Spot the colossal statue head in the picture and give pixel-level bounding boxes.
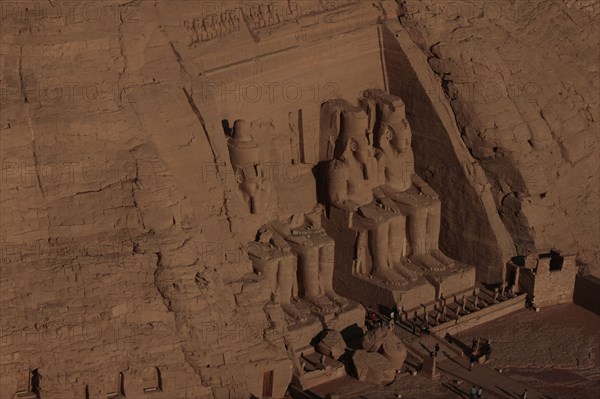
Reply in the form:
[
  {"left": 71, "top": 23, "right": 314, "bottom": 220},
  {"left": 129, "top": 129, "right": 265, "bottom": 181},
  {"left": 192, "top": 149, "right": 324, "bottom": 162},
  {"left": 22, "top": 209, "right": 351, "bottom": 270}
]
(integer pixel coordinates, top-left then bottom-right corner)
[
  {"left": 232, "top": 119, "right": 253, "bottom": 142},
  {"left": 333, "top": 108, "right": 371, "bottom": 164},
  {"left": 362, "top": 90, "right": 412, "bottom": 154},
  {"left": 382, "top": 117, "right": 411, "bottom": 154}
]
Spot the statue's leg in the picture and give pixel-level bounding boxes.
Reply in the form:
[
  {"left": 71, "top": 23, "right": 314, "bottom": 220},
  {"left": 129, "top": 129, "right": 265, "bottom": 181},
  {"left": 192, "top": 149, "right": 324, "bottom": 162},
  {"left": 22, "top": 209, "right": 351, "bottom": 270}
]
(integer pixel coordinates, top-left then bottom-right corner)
[
  {"left": 253, "top": 258, "right": 278, "bottom": 288},
  {"left": 390, "top": 214, "right": 419, "bottom": 281},
  {"left": 300, "top": 246, "right": 334, "bottom": 310},
  {"left": 406, "top": 206, "right": 428, "bottom": 256},
  {"left": 320, "top": 242, "right": 335, "bottom": 294},
  {"left": 300, "top": 246, "right": 320, "bottom": 300},
  {"left": 370, "top": 221, "right": 389, "bottom": 268},
  {"left": 389, "top": 214, "right": 406, "bottom": 263},
  {"left": 427, "top": 199, "right": 454, "bottom": 267},
  {"left": 399, "top": 203, "right": 444, "bottom": 271},
  {"left": 277, "top": 255, "right": 296, "bottom": 305},
  {"left": 369, "top": 220, "right": 406, "bottom": 285},
  {"left": 320, "top": 242, "right": 348, "bottom": 307},
  {"left": 355, "top": 230, "right": 368, "bottom": 276},
  {"left": 426, "top": 199, "right": 442, "bottom": 252},
  {"left": 279, "top": 256, "right": 307, "bottom": 321}
]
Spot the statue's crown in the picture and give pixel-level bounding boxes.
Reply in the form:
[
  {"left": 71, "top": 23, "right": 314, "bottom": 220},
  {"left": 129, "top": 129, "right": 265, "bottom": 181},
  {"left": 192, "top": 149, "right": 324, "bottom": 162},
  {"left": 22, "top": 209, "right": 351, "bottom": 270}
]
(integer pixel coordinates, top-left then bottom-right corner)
[{"left": 231, "top": 119, "right": 253, "bottom": 142}]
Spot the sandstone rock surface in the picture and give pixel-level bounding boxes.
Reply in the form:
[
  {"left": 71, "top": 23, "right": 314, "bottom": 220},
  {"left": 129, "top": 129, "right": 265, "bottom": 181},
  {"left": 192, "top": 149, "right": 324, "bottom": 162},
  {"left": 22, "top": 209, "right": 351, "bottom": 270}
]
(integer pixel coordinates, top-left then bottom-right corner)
[
  {"left": 316, "top": 329, "right": 347, "bottom": 360},
  {"left": 352, "top": 350, "right": 396, "bottom": 385},
  {"left": 1, "top": 0, "right": 597, "bottom": 397},
  {"left": 362, "top": 327, "right": 408, "bottom": 369},
  {"left": 401, "top": 0, "right": 600, "bottom": 274}
]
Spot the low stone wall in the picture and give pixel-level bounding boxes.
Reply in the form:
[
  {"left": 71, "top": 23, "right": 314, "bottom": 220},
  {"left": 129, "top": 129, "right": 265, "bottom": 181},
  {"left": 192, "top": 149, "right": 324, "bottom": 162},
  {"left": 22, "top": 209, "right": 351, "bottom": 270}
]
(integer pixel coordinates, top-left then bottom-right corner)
[
  {"left": 430, "top": 295, "right": 526, "bottom": 336},
  {"left": 532, "top": 255, "right": 577, "bottom": 307},
  {"left": 505, "top": 253, "right": 577, "bottom": 307},
  {"left": 573, "top": 274, "right": 600, "bottom": 315}
]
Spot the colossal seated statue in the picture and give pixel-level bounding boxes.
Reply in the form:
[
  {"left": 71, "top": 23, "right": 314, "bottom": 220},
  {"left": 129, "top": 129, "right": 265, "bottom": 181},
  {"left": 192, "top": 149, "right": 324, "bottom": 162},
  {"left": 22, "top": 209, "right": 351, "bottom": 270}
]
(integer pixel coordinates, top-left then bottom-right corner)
[
  {"left": 325, "top": 104, "right": 413, "bottom": 285},
  {"left": 230, "top": 116, "right": 349, "bottom": 315},
  {"left": 363, "top": 89, "right": 454, "bottom": 272},
  {"left": 247, "top": 226, "right": 307, "bottom": 320},
  {"left": 270, "top": 208, "right": 348, "bottom": 312}
]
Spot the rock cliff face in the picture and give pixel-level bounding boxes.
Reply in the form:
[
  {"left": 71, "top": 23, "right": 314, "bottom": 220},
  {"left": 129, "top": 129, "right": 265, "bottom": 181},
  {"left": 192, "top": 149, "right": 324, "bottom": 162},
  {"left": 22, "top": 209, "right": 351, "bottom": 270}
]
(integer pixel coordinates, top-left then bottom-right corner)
[
  {"left": 1, "top": 0, "right": 597, "bottom": 397},
  {"left": 401, "top": 0, "right": 599, "bottom": 273},
  {"left": 1, "top": 1, "right": 290, "bottom": 397}
]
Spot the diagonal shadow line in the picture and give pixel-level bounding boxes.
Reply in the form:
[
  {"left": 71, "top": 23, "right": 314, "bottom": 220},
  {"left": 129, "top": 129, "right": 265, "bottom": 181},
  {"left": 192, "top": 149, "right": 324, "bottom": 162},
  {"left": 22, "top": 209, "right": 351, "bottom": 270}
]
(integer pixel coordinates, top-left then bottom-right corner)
[
  {"left": 420, "top": 341, "right": 432, "bottom": 353},
  {"left": 442, "top": 382, "right": 468, "bottom": 398},
  {"left": 440, "top": 353, "right": 469, "bottom": 371},
  {"left": 496, "top": 385, "right": 517, "bottom": 399}
]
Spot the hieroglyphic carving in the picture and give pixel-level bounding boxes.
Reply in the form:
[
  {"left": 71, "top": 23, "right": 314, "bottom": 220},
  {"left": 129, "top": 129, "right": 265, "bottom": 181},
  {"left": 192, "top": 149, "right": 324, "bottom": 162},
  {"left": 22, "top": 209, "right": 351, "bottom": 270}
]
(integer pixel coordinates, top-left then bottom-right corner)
[
  {"left": 184, "top": 9, "right": 241, "bottom": 44},
  {"left": 242, "top": 0, "right": 360, "bottom": 32},
  {"left": 243, "top": 3, "right": 283, "bottom": 30}
]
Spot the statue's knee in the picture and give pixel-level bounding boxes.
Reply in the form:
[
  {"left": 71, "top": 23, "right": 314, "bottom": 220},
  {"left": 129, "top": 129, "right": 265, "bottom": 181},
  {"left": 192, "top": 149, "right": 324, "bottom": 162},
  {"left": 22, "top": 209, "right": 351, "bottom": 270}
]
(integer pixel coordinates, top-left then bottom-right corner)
[{"left": 407, "top": 206, "right": 427, "bottom": 220}]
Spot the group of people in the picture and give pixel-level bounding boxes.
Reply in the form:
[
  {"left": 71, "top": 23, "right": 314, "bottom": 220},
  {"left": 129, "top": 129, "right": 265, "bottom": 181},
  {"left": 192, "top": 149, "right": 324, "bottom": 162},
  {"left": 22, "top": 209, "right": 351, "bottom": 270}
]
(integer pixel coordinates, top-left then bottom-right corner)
[
  {"left": 365, "top": 306, "right": 403, "bottom": 330},
  {"left": 366, "top": 305, "right": 436, "bottom": 336},
  {"left": 366, "top": 310, "right": 385, "bottom": 329},
  {"left": 428, "top": 343, "right": 441, "bottom": 358},
  {"left": 409, "top": 314, "right": 430, "bottom": 336},
  {"left": 471, "top": 385, "right": 528, "bottom": 398},
  {"left": 469, "top": 385, "right": 483, "bottom": 398}
]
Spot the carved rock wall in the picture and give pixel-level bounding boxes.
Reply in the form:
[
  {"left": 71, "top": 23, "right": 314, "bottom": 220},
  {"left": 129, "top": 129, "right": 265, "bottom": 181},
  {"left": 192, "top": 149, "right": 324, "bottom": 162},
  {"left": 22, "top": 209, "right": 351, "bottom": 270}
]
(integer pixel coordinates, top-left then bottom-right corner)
[
  {"left": 2, "top": 0, "right": 597, "bottom": 397},
  {"left": 401, "top": 0, "right": 600, "bottom": 274}
]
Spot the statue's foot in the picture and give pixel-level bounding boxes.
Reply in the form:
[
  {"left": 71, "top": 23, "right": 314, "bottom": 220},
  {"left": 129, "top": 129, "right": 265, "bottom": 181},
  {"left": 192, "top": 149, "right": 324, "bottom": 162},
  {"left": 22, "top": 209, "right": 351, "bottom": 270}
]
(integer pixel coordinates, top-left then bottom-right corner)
[
  {"left": 430, "top": 250, "right": 455, "bottom": 268},
  {"left": 325, "top": 290, "right": 349, "bottom": 308},
  {"left": 305, "top": 295, "right": 336, "bottom": 313},
  {"left": 393, "top": 262, "right": 420, "bottom": 282},
  {"left": 281, "top": 303, "right": 308, "bottom": 322},
  {"left": 373, "top": 268, "right": 407, "bottom": 286},
  {"left": 412, "top": 254, "right": 445, "bottom": 272}
]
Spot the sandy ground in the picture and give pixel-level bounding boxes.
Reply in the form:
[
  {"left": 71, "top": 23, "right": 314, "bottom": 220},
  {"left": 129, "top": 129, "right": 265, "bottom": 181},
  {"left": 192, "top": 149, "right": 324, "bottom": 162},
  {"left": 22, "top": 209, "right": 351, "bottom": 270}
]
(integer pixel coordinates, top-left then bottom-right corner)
[
  {"left": 456, "top": 303, "right": 600, "bottom": 398},
  {"left": 310, "top": 303, "right": 599, "bottom": 398}
]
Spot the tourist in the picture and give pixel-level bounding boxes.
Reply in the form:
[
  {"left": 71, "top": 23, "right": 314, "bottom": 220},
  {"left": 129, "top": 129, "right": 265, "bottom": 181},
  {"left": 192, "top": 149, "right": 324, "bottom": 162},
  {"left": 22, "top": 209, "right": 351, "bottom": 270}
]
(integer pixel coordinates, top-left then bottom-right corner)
[
  {"left": 370, "top": 312, "right": 378, "bottom": 325},
  {"left": 434, "top": 343, "right": 440, "bottom": 357},
  {"left": 469, "top": 385, "right": 477, "bottom": 399},
  {"left": 472, "top": 337, "right": 478, "bottom": 352},
  {"left": 420, "top": 318, "right": 430, "bottom": 336},
  {"left": 477, "top": 386, "right": 482, "bottom": 398},
  {"left": 521, "top": 389, "right": 528, "bottom": 399},
  {"left": 392, "top": 306, "right": 399, "bottom": 323},
  {"left": 468, "top": 354, "right": 475, "bottom": 371}
]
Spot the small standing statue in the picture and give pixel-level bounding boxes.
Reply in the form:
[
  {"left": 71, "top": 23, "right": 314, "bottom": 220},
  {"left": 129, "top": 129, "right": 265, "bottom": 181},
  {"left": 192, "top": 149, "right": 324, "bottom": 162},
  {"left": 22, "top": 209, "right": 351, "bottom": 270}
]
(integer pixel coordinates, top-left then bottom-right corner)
[{"left": 227, "top": 120, "right": 270, "bottom": 214}]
